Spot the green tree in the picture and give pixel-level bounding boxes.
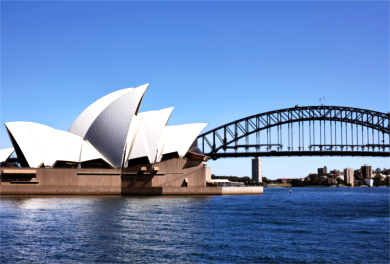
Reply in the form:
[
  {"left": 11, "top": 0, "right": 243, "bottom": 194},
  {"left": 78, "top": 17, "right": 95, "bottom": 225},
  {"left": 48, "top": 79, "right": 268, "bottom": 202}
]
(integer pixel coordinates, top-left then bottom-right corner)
[
  {"left": 291, "top": 179, "right": 303, "bottom": 187},
  {"left": 302, "top": 178, "right": 308, "bottom": 186},
  {"left": 309, "top": 174, "right": 318, "bottom": 185},
  {"left": 373, "top": 174, "right": 383, "bottom": 187},
  {"left": 385, "top": 176, "right": 390, "bottom": 187},
  {"left": 354, "top": 170, "right": 362, "bottom": 180},
  {"left": 336, "top": 178, "right": 344, "bottom": 185}
]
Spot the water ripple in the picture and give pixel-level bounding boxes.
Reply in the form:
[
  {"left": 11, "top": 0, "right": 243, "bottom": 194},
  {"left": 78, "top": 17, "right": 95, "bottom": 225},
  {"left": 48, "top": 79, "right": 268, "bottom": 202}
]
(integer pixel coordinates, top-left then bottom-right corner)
[{"left": 1, "top": 188, "right": 389, "bottom": 263}]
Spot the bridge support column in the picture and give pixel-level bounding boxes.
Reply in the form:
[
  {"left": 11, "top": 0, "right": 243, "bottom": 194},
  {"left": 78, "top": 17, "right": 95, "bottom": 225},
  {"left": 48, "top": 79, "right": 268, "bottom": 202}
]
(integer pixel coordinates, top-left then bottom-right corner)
[{"left": 252, "top": 157, "right": 262, "bottom": 183}]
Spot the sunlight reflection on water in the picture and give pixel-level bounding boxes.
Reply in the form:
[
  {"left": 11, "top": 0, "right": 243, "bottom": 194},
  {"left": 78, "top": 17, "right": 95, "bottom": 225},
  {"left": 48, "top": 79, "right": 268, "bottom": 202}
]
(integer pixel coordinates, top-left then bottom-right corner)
[{"left": 1, "top": 189, "right": 389, "bottom": 263}]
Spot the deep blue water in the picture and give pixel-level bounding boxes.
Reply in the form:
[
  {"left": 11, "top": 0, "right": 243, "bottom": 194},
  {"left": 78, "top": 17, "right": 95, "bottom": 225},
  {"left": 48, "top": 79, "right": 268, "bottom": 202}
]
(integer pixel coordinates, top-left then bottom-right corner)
[{"left": 1, "top": 188, "right": 389, "bottom": 263}]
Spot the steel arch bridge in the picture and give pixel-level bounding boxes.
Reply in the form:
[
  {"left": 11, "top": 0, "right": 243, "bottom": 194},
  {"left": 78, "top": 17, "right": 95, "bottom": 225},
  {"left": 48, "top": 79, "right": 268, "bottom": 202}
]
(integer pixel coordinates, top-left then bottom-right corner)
[{"left": 197, "top": 106, "right": 390, "bottom": 159}]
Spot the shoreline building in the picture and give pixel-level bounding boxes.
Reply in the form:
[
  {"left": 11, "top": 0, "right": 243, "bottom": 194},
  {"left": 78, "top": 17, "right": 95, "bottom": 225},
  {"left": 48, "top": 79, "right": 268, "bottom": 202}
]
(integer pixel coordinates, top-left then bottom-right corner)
[
  {"left": 277, "top": 178, "right": 291, "bottom": 184},
  {"left": 361, "top": 164, "right": 373, "bottom": 179},
  {"left": 318, "top": 166, "right": 327, "bottom": 177},
  {"left": 344, "top": 168, "right": 354, "bottom": 186},
  {"left": 365, "top": 179, "right": 374, "bottom": 187},
  {"left": 0, "top": 84, "right": 262, "bottom": 195},
  {"left": 251, "top": 157, "right": 262, "bottom": 183}
]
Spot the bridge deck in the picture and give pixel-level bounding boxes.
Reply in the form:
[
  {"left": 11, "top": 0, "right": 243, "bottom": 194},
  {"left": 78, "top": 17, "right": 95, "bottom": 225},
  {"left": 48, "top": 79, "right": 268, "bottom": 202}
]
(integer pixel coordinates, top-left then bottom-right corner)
[{"left": 212, "top": 151, "right": 389, "bottom": 158}]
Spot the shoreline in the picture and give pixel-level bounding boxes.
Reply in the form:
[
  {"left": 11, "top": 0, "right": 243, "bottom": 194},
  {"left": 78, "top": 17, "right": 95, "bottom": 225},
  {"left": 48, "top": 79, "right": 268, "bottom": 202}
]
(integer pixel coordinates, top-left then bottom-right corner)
[{"left": 265, "top": 185, "right": 389, "bottom": 188}]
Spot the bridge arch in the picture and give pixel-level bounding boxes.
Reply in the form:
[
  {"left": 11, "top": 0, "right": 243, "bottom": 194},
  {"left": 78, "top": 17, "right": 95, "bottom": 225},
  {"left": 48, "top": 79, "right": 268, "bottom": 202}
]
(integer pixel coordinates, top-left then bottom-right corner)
[{"left": 197, "top": 106, "right": 389, "bottom": 158}]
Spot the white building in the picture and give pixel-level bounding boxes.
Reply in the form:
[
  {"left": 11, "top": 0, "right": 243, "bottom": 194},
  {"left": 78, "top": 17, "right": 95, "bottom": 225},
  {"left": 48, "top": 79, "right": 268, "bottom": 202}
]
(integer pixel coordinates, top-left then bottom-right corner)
[
  {"left": 2, "top": 84, "right": 207, "bottom": 169},
  {"left": 211, "top": 179, "right": 245, "bottom": 187},
  {"left": 365, "top": 179, "right": 374, "bottom": 187}
]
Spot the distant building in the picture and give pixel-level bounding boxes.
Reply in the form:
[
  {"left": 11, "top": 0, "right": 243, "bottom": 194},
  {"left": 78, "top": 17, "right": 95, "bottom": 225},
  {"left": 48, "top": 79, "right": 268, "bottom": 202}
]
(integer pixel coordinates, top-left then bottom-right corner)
[
  {"left": 329, "top": 170, "right": 340, "bottom": 179},
  {"left": 330, "top": 169, "right": 340, "bottom": 175},
  {"left": 252, "top": 157, "right": 262, "bottom": 182},
  {"left": 361, "top": 164, "right": 373, "bottom": 179},
  {"left": 211, "top": 179, "right": 244, "bottom": 187},
  {"left": 365, "top": 179, "right": 374, "bottom": 187},
  {"left": 344, "top": 168, "right": 354, "bottom": 186},
  {"left": 318, "top": 166, "right": 327, "bottom": 177},
  {"left": 277, "top": 178, "right": 291, "bottom": 184}
]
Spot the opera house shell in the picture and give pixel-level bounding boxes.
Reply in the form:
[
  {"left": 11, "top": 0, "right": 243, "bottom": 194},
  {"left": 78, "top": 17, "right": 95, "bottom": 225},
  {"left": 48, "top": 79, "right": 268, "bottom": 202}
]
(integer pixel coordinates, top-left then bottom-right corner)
[{"left": 0, "top": 84, "right": 263, "bottom": 195}]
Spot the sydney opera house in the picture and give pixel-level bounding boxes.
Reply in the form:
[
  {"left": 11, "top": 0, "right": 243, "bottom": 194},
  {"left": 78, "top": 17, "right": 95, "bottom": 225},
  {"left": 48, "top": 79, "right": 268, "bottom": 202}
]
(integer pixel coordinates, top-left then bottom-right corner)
[{"left": 0, "top": 84, "right": 262, "bottom": 195}]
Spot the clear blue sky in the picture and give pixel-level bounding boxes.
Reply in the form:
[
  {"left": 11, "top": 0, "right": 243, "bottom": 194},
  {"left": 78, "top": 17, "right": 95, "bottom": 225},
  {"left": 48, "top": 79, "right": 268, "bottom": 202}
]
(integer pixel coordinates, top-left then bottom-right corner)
[{"left": 1, "top": 1, "right": 389, "bottom": 179}]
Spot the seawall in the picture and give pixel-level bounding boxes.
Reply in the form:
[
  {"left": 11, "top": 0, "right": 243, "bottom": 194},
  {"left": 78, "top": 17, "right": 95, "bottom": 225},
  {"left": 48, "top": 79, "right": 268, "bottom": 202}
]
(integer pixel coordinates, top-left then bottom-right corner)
[{"left": 0, "top": 186, "right": 263, "bottom": 195}]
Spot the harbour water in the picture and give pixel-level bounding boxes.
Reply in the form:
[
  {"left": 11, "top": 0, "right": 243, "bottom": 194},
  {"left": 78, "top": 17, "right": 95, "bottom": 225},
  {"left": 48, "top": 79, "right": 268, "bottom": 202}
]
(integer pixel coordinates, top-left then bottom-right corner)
[{"left": 1, "top": 188, "right": 389, "bottom": 263}]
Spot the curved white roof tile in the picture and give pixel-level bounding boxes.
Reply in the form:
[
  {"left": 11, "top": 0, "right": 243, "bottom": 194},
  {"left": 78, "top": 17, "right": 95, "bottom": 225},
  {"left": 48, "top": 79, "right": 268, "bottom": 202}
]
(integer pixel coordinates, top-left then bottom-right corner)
[
  {"left": 128, "top": 107, "right": 173, "bottom": 164},
  {"left": 48, "top": 138, "right": 113, "bottom": 166},
  {"left": 80, "top": 140, "right": 111, "bottom": 164},
  {"left": 6, "top": 122, "right": 47, "bottom": 167},
  {"left": 69, "top": 88, "right": 133, "bottom": 138},
  {"left": 0, "top": 148, "right": 14, "bottom": 163},
  {"left": 54, "top": 137, "right": 83, "bottom": 163},
  {"left": 84, "top": 84, "right": 148, "bottom": 168},
  {"left": 128, "top": 118, "right": 149, "bottom": 162},
  {"left": 124, "top": 115, "right": 140, "bottom": 162},
  {"left": 39, "top": 130, "right": 83, "bottom": 166},
  {"left": 5, "top": 122, "right": 112, "bottom": 168},
  {"left": 5, "top": 84, "right": 209, "bottom": 168},
  {"left": 162, "top": 123, "right": 208, "bottom": 158}
]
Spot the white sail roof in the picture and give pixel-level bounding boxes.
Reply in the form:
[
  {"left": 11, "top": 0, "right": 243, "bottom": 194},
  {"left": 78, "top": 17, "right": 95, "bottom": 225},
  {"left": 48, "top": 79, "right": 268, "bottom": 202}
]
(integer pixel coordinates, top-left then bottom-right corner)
[
  {"left": 80, "top": 140, "right": 109, "bottom": 163},
  {"left": 4, "top": 84, "right": 209, "bottom": 169},
  {"left": 5, "top": 122, "right": 112, "bottom": 168},
  {"left": 83, "top": 84, "right": 148, "bottom": 167},
  {"left": 68, "top": 88, "right": 133, "bottom": 138},
  {"left": 0, "top": 148, "right": 14, "bottom": 163},
  {"left": 54, "top": 136, "right": 83, "bottom": 163},
  {"left": 39, "top": 129, "right": 82, "bottom": 167},
  {"left": 6, "top": 122, "right": 47, "bottom": 167},
  {"left": 123, "top": 115, "right": 140, "bottom": 164},
  {"left": 162, "top": 123, "right": 208, "bottom": 158},
  {"left": 128, "top": 107, "right": 173, "bottom": 164},
  {"left": 54, "top": 138, "right": 111, "bottom": 165}
]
